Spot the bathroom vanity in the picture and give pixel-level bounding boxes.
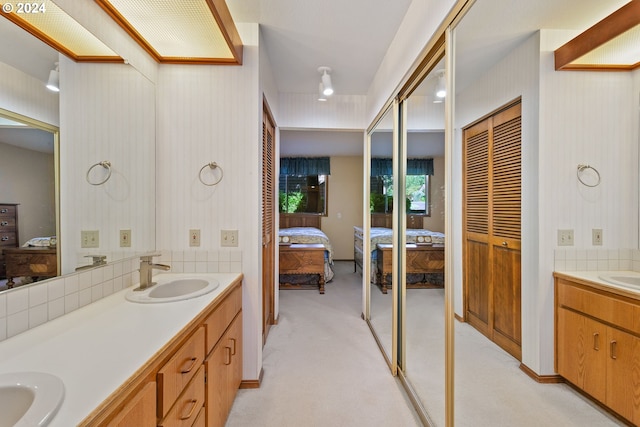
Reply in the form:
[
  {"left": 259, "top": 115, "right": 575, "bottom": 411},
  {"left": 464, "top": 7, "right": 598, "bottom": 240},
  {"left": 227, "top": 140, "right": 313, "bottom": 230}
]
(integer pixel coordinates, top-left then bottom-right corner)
[
  {"left": 0, "top": 272, "right": 243, "bottom": 427},
  {"left": 554, "top": 271, "right": 640, "bottom": 425}
]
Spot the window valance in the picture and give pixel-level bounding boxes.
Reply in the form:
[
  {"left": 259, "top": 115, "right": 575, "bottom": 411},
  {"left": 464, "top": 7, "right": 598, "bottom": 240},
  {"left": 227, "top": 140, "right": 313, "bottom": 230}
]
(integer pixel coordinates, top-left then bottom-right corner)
[
  {"left": 280, "top": 157, "right": 331, "bottom": 176},
  {"left": 371, "top": 158, "right": 433, "bottom": 176}
]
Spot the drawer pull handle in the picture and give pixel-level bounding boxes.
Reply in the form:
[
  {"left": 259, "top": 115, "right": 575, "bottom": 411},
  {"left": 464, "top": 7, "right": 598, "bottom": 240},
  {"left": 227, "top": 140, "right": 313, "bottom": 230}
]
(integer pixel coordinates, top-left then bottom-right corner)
[
  {"left": 180, "top": 399, "right": 198, "bottom": 420},
  {"left": 0, "top": 221, "right": 7, "bottom": 226},
  {"left": 593, "top": 333, "right": 599, "bottom": 351},
  {"left": 501, "top": 241, "right": 508, "bottom": 246},
  {"left": 230, "top": 338, "right": 237, "bottom": 356},
  {"left": 180, "top": 357, "right": 198, "bottom": 374},
  {"left": 610, "top": 340, "right": 617, "bottom": 360},
  {"left": 0, "top": 209, "right": 7, "bottom": 213},
  {"left": 1, "top": 236, "right": 8, "bottom": 241},
  {"left": 224, "top": 347, "right": 232, "bottom": 365}
]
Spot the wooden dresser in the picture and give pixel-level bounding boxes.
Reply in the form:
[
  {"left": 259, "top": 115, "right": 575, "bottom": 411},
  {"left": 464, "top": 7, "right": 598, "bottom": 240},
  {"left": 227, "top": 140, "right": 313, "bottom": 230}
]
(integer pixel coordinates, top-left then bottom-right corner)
[{"left": 0, "top": 203, "right": 19, "bottom": 279}]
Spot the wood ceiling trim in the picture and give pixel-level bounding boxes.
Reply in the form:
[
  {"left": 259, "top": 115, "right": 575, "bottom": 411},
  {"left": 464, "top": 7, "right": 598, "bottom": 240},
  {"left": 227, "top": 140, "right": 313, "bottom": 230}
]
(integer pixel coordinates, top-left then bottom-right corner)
[
  {"left": 1, "top": 12, "right": 123, "bottom": 63},
  {"left": 554, "top": 0, "right": 640, "bottom": 71},
  {"left": 95, "top": 0, "right": 243, "bottom": 65}
]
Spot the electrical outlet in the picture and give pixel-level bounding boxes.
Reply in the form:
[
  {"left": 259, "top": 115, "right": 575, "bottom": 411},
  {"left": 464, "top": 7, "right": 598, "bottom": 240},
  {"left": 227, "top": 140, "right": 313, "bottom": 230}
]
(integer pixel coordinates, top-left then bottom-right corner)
[
  {"left": 120, "top": 229, "right": 131, "bottom": 247},
  {"left": 592, "top": 228, "right": 603, "bottom": 246},
  {"left": 557, "top": 229, "right": 574, "bottom": 246},
  {"left": 221, "top": 229, "right": 238, "bottom": 247},
  {"left": 190, "top": 229, "right": 201, "bottom": 247},
  {"left": 81, "top": 230, "right": 99, "bottom": 248}
]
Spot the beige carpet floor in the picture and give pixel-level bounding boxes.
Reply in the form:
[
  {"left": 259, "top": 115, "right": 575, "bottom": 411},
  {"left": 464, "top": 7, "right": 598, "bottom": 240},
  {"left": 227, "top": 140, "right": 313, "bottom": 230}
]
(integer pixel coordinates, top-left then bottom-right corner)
[{"left": 226, "top": 262, "right": 625, "bottom": 427}]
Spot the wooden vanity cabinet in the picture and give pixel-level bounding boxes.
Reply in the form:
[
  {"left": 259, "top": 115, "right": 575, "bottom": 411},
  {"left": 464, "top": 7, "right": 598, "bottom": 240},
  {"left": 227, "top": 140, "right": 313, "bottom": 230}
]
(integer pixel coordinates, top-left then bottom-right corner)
[
  {"left": 555, "top": 276, "right": 640, "bottom": 424},
  {"left": 81, "top": 278, "right": 242, "bottom": 427},
  {"left": 204, "top": 285, "right": 243, "bottom": 427}
]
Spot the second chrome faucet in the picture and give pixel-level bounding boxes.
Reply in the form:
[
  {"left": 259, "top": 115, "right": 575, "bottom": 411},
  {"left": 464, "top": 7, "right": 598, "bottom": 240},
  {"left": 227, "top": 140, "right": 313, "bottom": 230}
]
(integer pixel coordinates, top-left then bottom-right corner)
[{"left": 136, "top": 253, "right": 170, "bottom": 291}]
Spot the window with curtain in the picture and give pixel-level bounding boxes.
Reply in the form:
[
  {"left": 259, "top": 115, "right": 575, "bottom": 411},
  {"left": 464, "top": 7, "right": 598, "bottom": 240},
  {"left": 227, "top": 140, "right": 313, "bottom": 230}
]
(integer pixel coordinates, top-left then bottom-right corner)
[
  {"left": 370, "top": 158, "right": 433, "bottom": 215},
  {"left": 279, "top": 157, "right": 330, "bottom": 215}
]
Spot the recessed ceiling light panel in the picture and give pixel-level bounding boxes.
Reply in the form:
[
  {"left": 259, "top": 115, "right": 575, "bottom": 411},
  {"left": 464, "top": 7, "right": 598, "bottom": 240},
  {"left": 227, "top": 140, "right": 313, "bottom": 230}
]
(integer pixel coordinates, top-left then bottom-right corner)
[
  {"left": 1, "top": 0, "right": 122, "bottom": 61},
  {"left": 96, "top": 0, "right": 243, "bottom": 64}
]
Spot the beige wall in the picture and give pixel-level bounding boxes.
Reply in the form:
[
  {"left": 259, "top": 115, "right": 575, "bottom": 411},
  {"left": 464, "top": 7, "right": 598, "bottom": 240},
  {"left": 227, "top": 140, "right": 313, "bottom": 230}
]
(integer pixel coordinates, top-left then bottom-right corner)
[
  {"left": 322, "top": 156, "right": 363, "bottom": 260},
  {"left": 0, "top": 142, "right": 55, "bottom": 243},
  {"left": 423, "top": 156, "right": 445, "bottom": 233}
]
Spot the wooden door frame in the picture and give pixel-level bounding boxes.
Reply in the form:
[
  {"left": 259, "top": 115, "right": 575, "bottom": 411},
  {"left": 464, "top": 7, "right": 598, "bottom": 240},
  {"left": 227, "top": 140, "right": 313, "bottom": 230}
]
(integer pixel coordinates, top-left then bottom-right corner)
[{"left": 262, "top": 97, "right": 277, "bottom": 344}]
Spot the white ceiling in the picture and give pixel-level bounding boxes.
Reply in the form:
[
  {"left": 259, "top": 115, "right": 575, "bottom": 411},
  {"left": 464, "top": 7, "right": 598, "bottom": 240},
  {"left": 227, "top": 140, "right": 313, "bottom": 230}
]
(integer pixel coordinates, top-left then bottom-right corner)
[{"left": 0, "top": 0, "right": 632, "bottom": 155}]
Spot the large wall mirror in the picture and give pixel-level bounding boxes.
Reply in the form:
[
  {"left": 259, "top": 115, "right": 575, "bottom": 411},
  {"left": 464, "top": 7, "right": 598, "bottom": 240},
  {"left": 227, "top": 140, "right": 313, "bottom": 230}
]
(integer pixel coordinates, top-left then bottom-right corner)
[{"left": 0, "top": 12, "right": 156, "bottom": 292}]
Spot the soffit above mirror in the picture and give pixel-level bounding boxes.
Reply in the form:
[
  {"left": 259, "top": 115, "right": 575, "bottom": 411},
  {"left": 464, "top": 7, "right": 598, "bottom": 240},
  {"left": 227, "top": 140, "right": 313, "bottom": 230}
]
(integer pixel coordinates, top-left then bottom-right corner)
[
  {"left": 95, "top": 0, "right": 243, "bottom": 65},
  {"left": 555, "top": 0, "right": 640, "bottom": 71},
  {"left": 0, "top": 1, "right": 123, "bottom": 62}
]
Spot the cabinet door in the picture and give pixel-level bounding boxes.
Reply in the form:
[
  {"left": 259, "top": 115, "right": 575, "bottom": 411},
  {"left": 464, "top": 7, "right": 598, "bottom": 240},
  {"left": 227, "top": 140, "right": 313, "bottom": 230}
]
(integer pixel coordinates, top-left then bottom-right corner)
[
  {"left": 606, "top": 327, "right": 640, "bottom": 424},
  {"left": 556, "top": 308, "right": 606, "bottom": 403},
  {"left": 205, "top": 314, "right": 242, "bottom": 427},
  {"left": 107, "top": 381, "right": 156, "bottom": 427}
]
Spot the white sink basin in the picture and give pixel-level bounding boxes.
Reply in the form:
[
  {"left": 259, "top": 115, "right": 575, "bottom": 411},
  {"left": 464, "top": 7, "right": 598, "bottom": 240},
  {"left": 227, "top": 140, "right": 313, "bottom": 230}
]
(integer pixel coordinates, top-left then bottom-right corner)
[
  {"left": 0, "top": 372, "right": 64, "bottom": 427},
  {"left": 599, "top": 273, "right": 640, "bottom": 291},
  {"left": 126, "top": 275, "right": 220, "bottom": 303}
]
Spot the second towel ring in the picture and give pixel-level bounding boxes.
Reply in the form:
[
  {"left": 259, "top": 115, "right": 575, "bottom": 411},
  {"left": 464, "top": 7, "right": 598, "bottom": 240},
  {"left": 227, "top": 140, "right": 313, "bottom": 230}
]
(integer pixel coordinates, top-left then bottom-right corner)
[
  {"left": 199, "top": 162, "right": 224, "bottom": 186},
  {"left": 577, "top": 164, "right": 600, "bottom": 187},
  {"left": 86, "top": 161, "right": 112, "bottom": 185}
]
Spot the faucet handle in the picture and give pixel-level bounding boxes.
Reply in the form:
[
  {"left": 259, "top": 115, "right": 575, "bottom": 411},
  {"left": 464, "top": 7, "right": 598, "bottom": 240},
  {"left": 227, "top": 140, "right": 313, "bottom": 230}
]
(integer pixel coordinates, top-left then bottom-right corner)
[
  {"left": 85, "top": 255, "right": 106, "bottom": 263},
  {"left": 140, "top": 252, "right": 162, "bottom": 262}
]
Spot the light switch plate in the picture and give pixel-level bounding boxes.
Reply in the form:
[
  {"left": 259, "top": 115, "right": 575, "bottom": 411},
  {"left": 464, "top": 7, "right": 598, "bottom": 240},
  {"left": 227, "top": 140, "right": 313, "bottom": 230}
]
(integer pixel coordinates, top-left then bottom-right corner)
[
  {"left": 221, "top": 230, "right": 238, "bottom": 247},
  {"left": 81, "top": 230, "right": 99, "bottom": 248},
  {"left": 592, "top": 228, "right": 603, "bottom": 246},
  {"left": 190, "top": 229, "right": 201, "bottom": 247},
  {"left": 557, "top": 229, "right": 574, "bottom": 246},
  {"left": 120, "top": 229, "right": 131, "bottom": 247}
]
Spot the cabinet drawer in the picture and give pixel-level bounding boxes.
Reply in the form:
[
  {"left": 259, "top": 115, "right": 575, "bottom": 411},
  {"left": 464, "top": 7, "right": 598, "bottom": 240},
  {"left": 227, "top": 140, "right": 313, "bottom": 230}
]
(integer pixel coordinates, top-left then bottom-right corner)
[
  {"left": 204, "top": 284, "right": 242, "bottom": 354},
  {"left": 192, "top": 406, "right": 205, "bottom": 427},
  {"left": 557, "top": 279, "right": 640, "bottom": 334},
  {"left": 0, "top": 205, "right": 17, "bottom": 218},
  {"left": 0, "top": 233, "right": 17, "bottom": 247},
  {"left": 159, "top": 366, "right": 205, "bottom": 427},
  {"left": 157, "top": 327, "right": 205, "bottom": 418}
]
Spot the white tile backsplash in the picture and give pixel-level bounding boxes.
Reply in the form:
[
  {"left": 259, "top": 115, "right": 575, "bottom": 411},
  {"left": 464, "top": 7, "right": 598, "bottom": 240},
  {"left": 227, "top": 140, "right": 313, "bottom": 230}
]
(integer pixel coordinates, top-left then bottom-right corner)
[
  {"left": 555, "top": 248, "right": 640, "bottom": 272},
  {"left": 0, "top": 251, "right": 242, "bottom": 343}
]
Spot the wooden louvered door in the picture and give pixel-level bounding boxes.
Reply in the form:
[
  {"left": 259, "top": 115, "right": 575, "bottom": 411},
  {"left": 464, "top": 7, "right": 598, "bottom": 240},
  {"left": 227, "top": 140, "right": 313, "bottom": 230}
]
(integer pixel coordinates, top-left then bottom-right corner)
[
  {"left": 262, "top": 103, "right": 276, "bottom": 345},
  {"left": 463, "top": 101, "right": 522, "bottom": 360}
]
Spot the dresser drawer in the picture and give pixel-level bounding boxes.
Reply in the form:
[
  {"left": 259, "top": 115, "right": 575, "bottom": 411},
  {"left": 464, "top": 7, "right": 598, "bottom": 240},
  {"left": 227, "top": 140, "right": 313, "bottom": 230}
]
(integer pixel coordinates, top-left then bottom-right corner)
[
  {"left": 159, "top": 365, "right": 205, "bottom": 427},
  {"left": 157, "top": 327, "right": 205, "bottom": 418},
  {"left": 203, "top": 285, "right": 242, "bottom": 354},
  {"left": 0, "top": 205, "right": 17, "bottom": 218},
  {"left": 0, "top": 233, "right": 17, "bottom": 247}
]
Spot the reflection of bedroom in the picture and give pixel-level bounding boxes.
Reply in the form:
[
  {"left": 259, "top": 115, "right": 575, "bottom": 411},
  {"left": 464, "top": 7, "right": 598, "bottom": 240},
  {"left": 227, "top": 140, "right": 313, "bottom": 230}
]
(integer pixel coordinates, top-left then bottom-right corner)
[
  {"left": 0, "top": 121, "right": 56, "bottom": 289},
  {"left": 278, "top": 128, "right": 445, "bottom": 291}
]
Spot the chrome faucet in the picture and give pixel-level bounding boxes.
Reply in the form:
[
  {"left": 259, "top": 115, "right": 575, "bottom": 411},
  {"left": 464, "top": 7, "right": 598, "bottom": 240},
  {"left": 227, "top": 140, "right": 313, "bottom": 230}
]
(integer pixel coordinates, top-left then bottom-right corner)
[
  {"left": 136, "top": 253, "right": 170, "bottom": 291},
  {"left": 75, "top": 255, "right": 107, "bottom": 271}
]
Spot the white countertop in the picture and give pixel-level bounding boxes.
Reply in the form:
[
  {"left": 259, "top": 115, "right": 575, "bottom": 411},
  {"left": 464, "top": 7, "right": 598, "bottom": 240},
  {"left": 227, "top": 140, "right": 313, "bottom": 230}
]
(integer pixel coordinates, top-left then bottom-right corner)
[
  {"left": 553, "top": 270, "right": 640, "bottom": 299},
  {"left": 0, "top": 272, "right": 242, "bottom": 426}
]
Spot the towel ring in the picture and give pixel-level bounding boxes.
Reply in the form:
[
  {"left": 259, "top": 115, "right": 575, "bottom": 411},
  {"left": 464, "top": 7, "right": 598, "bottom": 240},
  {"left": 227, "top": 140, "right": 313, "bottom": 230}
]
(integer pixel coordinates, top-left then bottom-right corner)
[
  {"left": 86, "top": 161, "right": 112, "bottom": 186},
  {"left": 577, "top": 164, "right": 600, "bottom": 187},
  {"left": 199, "top": 162, "right": 224, "bottom": 186}
]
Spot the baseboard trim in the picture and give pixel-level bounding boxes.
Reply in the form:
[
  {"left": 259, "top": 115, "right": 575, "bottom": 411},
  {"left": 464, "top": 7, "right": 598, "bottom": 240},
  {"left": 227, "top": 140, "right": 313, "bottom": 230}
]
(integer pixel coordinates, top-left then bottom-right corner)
[
  {"left": 240, "top": 368, "right": 264, "bottom": 389},
  {"left": 454, "top": 313, "right": 464, "bottom": 322},
  {"left": 519, "top": 363, "right": 564, "bottom": 383}
]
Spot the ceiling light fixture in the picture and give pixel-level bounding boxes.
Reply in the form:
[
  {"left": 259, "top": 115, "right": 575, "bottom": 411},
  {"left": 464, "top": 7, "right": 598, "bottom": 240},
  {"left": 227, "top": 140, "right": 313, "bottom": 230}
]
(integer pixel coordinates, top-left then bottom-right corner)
[
  {"left": 46, "top": 62, "right": 60, "bottom": 92},
  {"left": 318, "top": 66, "right": 333, "bottom": 96},
  {"left": 318, "top": 83, "right": 327, "bottom": 101}
]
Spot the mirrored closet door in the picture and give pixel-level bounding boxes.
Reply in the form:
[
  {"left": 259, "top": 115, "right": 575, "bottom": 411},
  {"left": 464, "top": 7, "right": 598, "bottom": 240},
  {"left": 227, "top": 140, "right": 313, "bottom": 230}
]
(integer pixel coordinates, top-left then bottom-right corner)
[
  {"left": 399, "top": 56, "right": 447, "bottom": 427},
  {"left": 366, "top": 104, "right": 398, "bottom": 369}
]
